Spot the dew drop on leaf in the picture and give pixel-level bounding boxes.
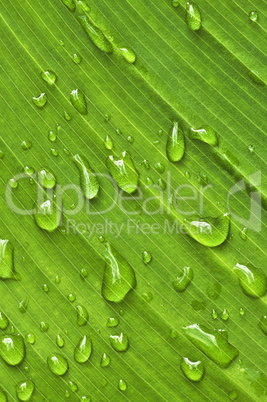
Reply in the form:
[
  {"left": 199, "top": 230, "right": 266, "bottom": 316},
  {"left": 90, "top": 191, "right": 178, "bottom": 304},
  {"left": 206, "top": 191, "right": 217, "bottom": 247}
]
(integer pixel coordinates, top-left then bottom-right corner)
[
  {"left": 106, "top": 151, "right": 139, "bottom": 194},
  {"left": 170, "top": 329, "right": 178, "bottom": 339},
  {"left": 154, "top": 162, "right": 165, "bottom": 173},
  {"left": 239, "top": 307, "right": 245, "bottom": 316},
  {"left": 0, "top": 312, "right": 9, "bottom": 330},
  {"left": 63, "top": 111, "right": 72, "bottom": 121},
  {"left": 166, "top": 121, "right": 185, "bottom": 162},
  {"left": 106, "top": 317, "right": 119, "bottom": 327},
  {"left": 68, "top": 380, "right": 78, "bottom": 392},
  {"left": 0, "top": 151, "right": 4, "bottom": 159},
  {"left": 0, "top": 239, "right": 16, "bottom": 279},
  {"left": 100, "top": 352, "right": 110, "bottom": 367},
  {"left": 77, "top": 0, "right": 90, "bottom": 12},
  {"left": 249, "top": 11, "right": 258, "bottom": 22},
  {"left": 110, "top": 333, "right": 129, "bottom": 352},
  {"left": 81, "top": 396, "right": 90, "bottom": 401},
  {"left": 21, "top": 140, "right": 32, "bottom": 150},
  {"left": 228, "top": 390, "right": 238, "bottom": 400},
  {"left": 25, "top": 333, "right": 35, "bottom": 345},
  {"left": 80, "top": 268, "right": 89, "bottom": 279},
  {"left": 158, "top": 178, "right": 166, "bottom": 190},
  {"left": 142, "top": 159, "right": 150, "bottom": 170},
  {"left": 76, "top": 305, "right": 88, "bottom": 326},
  {"left": 127, "top": 135, "right": 134, "bottom": 144},
  {"left": 40, "top": 322, "right": 49, "bottom": 332},
  {"left": 15, "top": 379, "right": 35, "bottom": 401},
  {"left": 120, "top": 47, "right": 136, "bottom": 63},
  {"left": 173, "top": 266, "right": 193, "bottom": 292},
  {"left": 0, "top": 334, "right": 25, "bottom": 366},
  {"left": 186, "top": 2, "right": 202, "bottom": 31},
  {"left": 146, "top": 177, "right": 154, "bottom": 186},
  {"left": 56, "top": 334, "right": 65, "bottom": 348},
  {"left": 41, "top": 70, "right": 57, "bottom": 85},
  {"left": 78, "top": 16, "right": 113, "bottom": 54},
  {"left": 233, "top": 263, "right": 266, "bottom": 298},
  {"left": 42, "top": 284, "right": 49, "bottom": 293},
  {"left": 240, "top": 227, "right": 248, "bottom": 241},
  {"left": 172, "top": 0, "right": 179, "bottom": 8},
  {"left": 51, "top": 148, "right": 59, "bottom": 157},
  {"left": 142, "top": 291, "right": 153, "bottom": 302},
  {"left": 190, "top": 126, "right": 218, "bottom": 146},
  {"left": 55, "top": 275, "right": 61, "bottom": 284},
  {"left": 72, "top": 53, "right": 82, "bottom": 64},
  {"left": 48, "top": 130, "right": 56, "bottom": 142},
  {"left": 142, "top": 251, "right": 152, "bottom": 265},
  {"left": 104, "top": 135, "right": 113, "bottom": 150},
  {"left": 18, "top": 297, "right": 29, "bottom": 314},
  {"left": 34, "top": 194, "right": 62, "bottom": 232},
  {"left": 248, "top": 70, "right": 265, "bottom": 86},
  {"left": 211, "top": 309, "right": 217, "bottom": 319},
  {"left": 47, "top": 354, "right": 68, "bottom": 376},
  {"left": 32, "top": 93, "right": 47, "bottom": 108},
  {"left": 73, "top": 154, "right": 100, "bottom": 200},
  {"left": 118, "top": 379, "right": 127, "bottom": 391},
  {"left": 102, "top": 242, "right": 136, "bottom": 303},
  {"left": 68, "top": 293, "right": 76, "bottom": 302},
  {"left": 220, "top": 309, "right": 229, "bottom": 321},
  {"left": 180, "top": 357, "right": 204, "bottom": 382},
  {"left": 258, "top": 315, "right": 267, "bottom": 335},
  {"left": 74, "top": 335, "right": 92, "bottom": 363},
  {"left": 38, "top": 168, "right": 56, "bottom": 189},
  {"left": 70, "top": 89, "right": 88, "bottom": 115},
  {"left": 61, "top": 0, "right": 76, "bottom": 12}
]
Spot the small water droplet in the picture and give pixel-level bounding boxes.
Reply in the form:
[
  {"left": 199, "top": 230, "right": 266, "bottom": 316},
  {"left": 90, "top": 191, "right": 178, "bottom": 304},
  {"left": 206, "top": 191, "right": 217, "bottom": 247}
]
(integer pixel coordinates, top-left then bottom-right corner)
[
  {"left": 102, "top": 242, "right": 136, "bottom": 302},
  {"left": 107, "top": 317, "right": 119, "bottom": 327},
  {"left": 32, "top": 93, "right": 47, "bottom": 108},
  {"left": 56, "top": 334, "right": 65, "bottom": 348},
  {"left": 74, "top": 335, "right": 92, "bottom": 363},
  {"left": 98, "top": 235, "right": 105, "bottom": 243},
  {"left": 106, "top": 151, "right": 139, "bottom": 194},
  {"left": 15, "top": 379, "right": 35, "bottom": 401},
  {"left": 248, "top": 145, "right": 254, "bottom": 153},
  {"left": 190, "top": 126, "right": 217, "bottom": 146},
  {"left": 18, "top": 298, "right": 29, "bottom": 314},
  {"left": 38, "top": 168, "right": 56, "bottom": 189},
  {"left": 172, "top": 0, "right": 179, "bottom": 7},
  {"left": 185, "top": 171, "right": 190, "bottom": 179},
  {"left": 65, "top": 390, "right": 70, "bottom": 398},
  {"left": 154, "top": 162, "right": 165, "bottom": 173},
  {"left": 81, "top": 396, "right": 90, "bottom": 401},
  {"left": 61, "top": 0, "right": 76, "bottom": 12},
  {"left": 41, "top": 70, "right": 57, "bottom": 85},
  {"left": 180, "top": 357, "right": 204, "bottom": 382},
  {"left": 233, "top": 263, "right": 266, "bottom": 298},
  {"left": 142, "top": 251, "right": 152, "bottom": 265},
  {"left": 220, "top": 309, "right": 229, "bottom": 321},
  {"left": 127, "top": 135, "right": 134, "bottom": 144},
  {"left": 78, "top": 16, "right": 112, "bottom": 53},
  {"left": 173, "top": 266, "right": 193, "bottom": 292},
  {"left": 104, "top": 135, "right": 113, "bottom": 150},
  {"left": 8, "top": 178, "right": 18, "bottom": 189},
  {"left": 55, "top": 275, "right": 61, "bottom": 284},
  {"left": 76, "top": 305, "right": 88, "bottom": 326},
  {"left": 110, "top": 333, "right": 129, "bottom": 352},
  {"left": 249, "top": 11, "right": 258, "bottom": 22},
  {"left": 25, "top": 333, "right": 35, "bottom": 345},
  {"left": 0, "top": 334, "right": 25, "bottom": 366},
  {"left": 59, "top": 39, "right": 65, "bottom": 46},
  {"left": 211, "top": 309, "right": 217, "bottom": 319},
  {"left": 48, "top": 130, "right": 57, "bottom": 142},
  {"left": 73, "top": 154, "right": 99, "bottom": 199},
  {"left": 21, "top": 140, "right": 32, "bottom": 150},
  {"left": 118, "top": 379, "right": 127, "bottom": 391},
  {"left": 63, "top": 111, "right": 72, "bottom": 121},
  {"left": 0, "top": 151, "right": 5, "bottom": 159},
  {"left": 72, "top": 53, "right": 82, "bottom": 64},
  {"left": 51, "top": 148, "right": 59, "bottom": 157},
  {"left": 228, "top": 390, "right": 238, "bottom": 400},
  {"left": 170, "top": 329, "right": 178, "bottom": 339},
  {"left": 47, "top": 354, "right": 68, "bottom": 376},
  {"left": 141, "top": 159, "right": 150, "bottom": 170},
  {"left": 40, "top": 322, "right": 49, "bottom": 332},
  {"left": 42, "top": 284, "right": 49, "bottom": 293},
  {"left": 70, "top": 89, "right": 87, "bottom": 115},
  {"left": 80, "top": 268, "right": 88, "bottom": 279},
  {"left": 68, "top": 293, "right": 76, "bottom": 302},
  {"left": 186, "top": 2, "right": 202, "bottom": 31},
  {"left": 119, "top": 309, "right": 124, "bottom": 316},
  {"left": 120, "top": 47, "right": 136, "bottom": 63},
  {"left": 142, "top": 291, "right": 153, "bottom": 302},
  {"left": 239, "top": 307, "right": 245, "bottom": 316},
  {"left": 0, "top": 312, "right": 8, "bottom": 331},
  {"left": 68, "top": 380, "right": 78, "bottom": 392},
  {"left": 146, "top": 177, "right": 154, "bottom": 186},
  {"left": 100, "top": 352, "right": 110, "bottom": 367},
  {"left": 166, "top": 121, "right": 185, "bottom": 162},
  {"left": 34, "top": 194, "right": 62, "bottom": 232},
  {"left": 23, "top": 166, "right": 35, "bottom": 176},
  {"left": 104, "top": 113, "right": 111, "bottom": 122},
  {"left": 240, "top": 227, "right": 248, "bottom": 241},
  {"left": 258, "top": 315, "right": 267, "bottom": 335}
]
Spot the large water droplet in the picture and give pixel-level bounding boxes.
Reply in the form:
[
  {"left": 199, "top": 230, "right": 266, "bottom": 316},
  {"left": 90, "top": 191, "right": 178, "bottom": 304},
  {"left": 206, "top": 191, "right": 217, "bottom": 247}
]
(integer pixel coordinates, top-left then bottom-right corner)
[
  {"left": 73, "top": 154, "right": 99, "bottom": 199},
  {"left": 74, "top": 335, "right": 92, "bottom": 363},
  {"left": 110, "top": 333, "right": 129, "bottom": 352},
  {"left": 0, "top": 312, "right": 8, "bottom": 330},
  {"left": 18, "top": 297, "right": 29, "bottom": 314},
  {"left": 190, "top": 126, "right": 218, "bottom": 146},
  {"left": 118, "top": 379, "right": 127, "bottom": 391},
  {"left": 76, "top": 305, "right": 89, "bottom": 326},
  {"left": 70, "top": 89, "right": 87, "bottom": 115},
  {"left": 186, "top": 2, "right": 202, "bottom": 31},
  {"left": 100, "top": 352, "right": 110, "bottom": 367},
  {"left": 249, "top": 11, "right": 258, "bottom": 22},
  {"left": 184, "top": 213, "right": 230, "bottom": 247},
  {"left": 41, "top": 70, "right": 57, "bottom": 85},
  {"left": 173, "top": 266, "right": 193, "bottom": 292},
  {"left": 233, "top": 263, "right": 266, "bottom": 298},
  {"left": 47, "top": 354, "right": 68, "bottom": 376},
  {"left": 183, "top": 324, "right": 238, "bottom": 368},
  {"left": 102, "top": 242, "right": 136, "bottom": 303},
  {"left": 106, "top": 151, "right": 139, "bottom": 194},
  {"left": 15, "top": 380, "right": 35, "bottom": 401},
  {"left": 61, "top": 0, "right": 76, "bottom": 11},
  {"left": 78, "top": 16, "right": 112, "bottom": 54},
  {"left": 180, "top": 357, "right": 204, "bottom": 382},
  {"left": 166, "top": 121, "right": 185, "bottom": 162},
  {"left": 258, "top": 315, "right": 267, "bottom": 335},
  {"left": 34, "top": 194, "right": 62, "bottom": 232},
  {"left": 120, "top": 48, "right": 136, "bottom": 63},
  {"left": 56, "top": 334, "right": 65, "bottom": 348},
  {"left": 0, "top": 239, "right": 16, "bottom": 279},
  {"left": 32, "top": 93, "right": 47, "bottom": 108},
  {"left": 0, "top": 334, "right": 25, "bottom": 366},
  {"left": 38, "top": 168, "right": 56, "bottom": 189}
]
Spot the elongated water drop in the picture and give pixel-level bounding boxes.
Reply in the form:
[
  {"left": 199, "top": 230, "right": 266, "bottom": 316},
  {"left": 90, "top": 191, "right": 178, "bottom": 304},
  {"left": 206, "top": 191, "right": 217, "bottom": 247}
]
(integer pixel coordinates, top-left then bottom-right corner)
[
  {"left": 76, "top": 305, "right": 89, "bottom": 326},
  {"left": 64, "top": 111, "right": 72, "bottom": 121},
  {"left": 38, "top": 168, "right": 56, "bottom": 189},
  {"left": 61, "top": 0, "right": 76, "bottom": 11},
  {"left": 78, "top": 16, "right": 113, "bottom": 54},
  {"left": 166, "top": 121, "right": 185, "bottom": 162},
  {"left": 77, "top": 0, "right": 90, "bottom": 12},
  {"left": 184, "top": 213, "right": 230, "bottom": 247},
  {"left": 106, "top": 317, "right": 119, "bottom": 327},
  {"left": 110, "top": 333, "right": 129, "bottom": 352},
  {"left": 183, "top": 324, "right": 238, "bottom": 368},
  {"left": 190, "top": 126, "right": 218, "bottom": 146},
  {"left": 118, "top": 379, "right": 127, "bottom": 391},
  {"left": 106, "top": 151, "right": 139, "bottom": 194},
  {"left": 47, "top": 354, "right": 68, "bottom": 376},
  {"left": 186, "top": 2, "right": 202, "bottom": 31},
  {"left": 258, "top": 316, "right": 267, "bottom": 335},
  {"left": 41, "top": 70, "right": 57, "bottom": 85},
  {"left": 16, "top": 380, "right": 35, "bottom": 401},
  {"left": 56, "top": 334, "right": 65, "bottom": 348},
  {"left": 104, "top": 135, "right": 113, "bottom": 150},
  {"left": 233, "top": 263, "right": 266, "bottom": 298},
  {"left": 74, "top": 335, "right": 92, "bottom": 363},
  {"left": 0, "top": 387, "right": 7, "bottom": 402},
  {"left": 32, "top": 93, "right": 47, "bottom": 108},
  {"left": 0, "top": 312, "right": 8, "bottom": 330},
  {"left": 120, "top": 48, "right": 136, "bottom": 63},
  {"left": 173, "top": 266, "right": 193, "bottom": 292},
  {"left": 211, "top": 309, "right": 217, "bottom": 319},
  {"left": 72, "top": 53, "right": 82, "bottom": 64},
  {"left": 34, "top": 194, "right": 62, "bottom": 232},
  {"left": 100, "top": 352, "right": 110, "bottom": 367},
  {"left": 48, "top": 130, "right": 56, "bottom": 142},
  {"left": 0, "top": 334, "right": 25, "bottom": 366},
  {"left": 180, "top": 357, "right": 204, "bottom": 382},
  {"left": 70, "top": 89, "right": 87, "bottom": 115},
  {"left": 142, "top": 251, "right": 152, "bottom": 265},
  {"left": 68, "top": 380, "right": 78, "bottom": 392},
  {"left": 18, "top": 297, "right": 29, "bottom": 313},
  {"left": 102, "top": 242, "right": 136, "bottom": 303},
  {"left": 73, "top": 154, "right": 99, "bottom": 199},
  {"left": 0, "top": 239, "right": 16, "bottom": 279},
  {"left": 40, "top": 322, "right": 49, "bottom": 332}
]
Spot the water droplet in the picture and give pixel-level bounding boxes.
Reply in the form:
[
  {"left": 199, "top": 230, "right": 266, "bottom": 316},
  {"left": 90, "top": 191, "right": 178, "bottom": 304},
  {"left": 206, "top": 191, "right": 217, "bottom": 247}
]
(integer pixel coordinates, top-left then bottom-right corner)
[
  {"left": 98, "top": 235, "right": 105, "bottom": 243},
  {"left": 74, "top": 335, "right": 92, "bottom": 363},
  {"left": 228, "top": 390, "right": 238, "bottom": 400},
  {"left": 190, "top": 126, "right": 217, "bottom": 146},
  {"left": 48, "top": 130, "right": 56, "bottom": 142},
  {"left": 61, "top": 0, "right": 76, "bottom": 11},
  {"left": 15, "top": 380, "right": 35, "bottom": 401},
  {"left": 18, "top": 298, "right": 29, "bottom": 314},
  {"left": 0, "top": 151, "right": 5, "bottom": 159},
  {"left": 38, "top": 168, "right": 56, "bottom": 189},
  {"left": 59, "top": 39, "right": 65, "bottom": 46},
  {"left": 0, "top": 312, "right": 8, "bottom": 330},
  {"left": 102, "top": 242, "right": 136, "bottom": 303},
  {"left": 100, "top": 352, "right": 110, "bottom": 367},
  {"left": 104, "top": 135, "right": 113, "bottom": 150},
  {"left": 21, "top": 140, "right": 32, "bottom": 150},
  {"left": 56, "top": 334, "right": 65, "bottom": 348},
  {"left": 240, "top": 227, "right": 248, "bottom": 241},
  {"left": 142, "top": 250, "right": 152, "bottom": 265},
  {"left": 233, "top": 263, "right": 266, "bottom": 298},
  {"left": 104, "top": 113, "right": 110, "bottom": 122},
  {"left": 170, "top": 329, "right": 178, "bottom": 339},
  {"left": 107, "top": 317, "right": 119, "bottom": 327},
  {"left": 158, "top": 178, "right": 166, "bottom": 190},
  {"left": 185, "top": 171, "right": 190, "bottom": 179},
  {"left": 166, "top": 121, "right": 185, "bottom": 162},
  {"left": 76, "top": 305, "right": 88, "bottom": 326},
  {"left": 72, "top": 53, "right": 82, "bottom": 64},
  {"left": 186, "top": 2, "right": 202, "bottom": 31},
  {"left": 258, "top": 315, "right": 267, "bottom": 335},
  {"left": 239, "top": 307, "right": 245, "bottom": 316},
  {"left": 184, "top": 213, "right": 230, "bottom": 247},
  {"left": 32, "top": 93, "right": 47, "bottom": 108},
  {"left": 173, "top": 266, "right": 193, "bottom": 292},
  {"left": 41, "top": 70, "right": 57, "bottom": 85},
  {"left": 0, "top": 334, "right": 25, "bottom": 366},
  {"left": 70, "top": 89, "right": 87, "bottom": 115},
  {"left": 248, "top": 70, "right": 265, "bottom": 86},
  {"left": 119, "top": 309, "right": 124, "bottom": 316},
  {"left": 142, "top": 291, "right": 153, "bottom": 302},
  {"left": 81, "top": 396, "right": 90, "bottom": 401},
  {"left": 146, "top": 177, "right": 154, "bottom": 186},
  {"left": 42, "top": 284, "right": 49, "bottom": 293},
  {"left": 106, "top": 151, "right": 139, "bottom": 194},
  {"left": 180, "top": 357, "right": 204, "bottom": 382},
  {"left": 65, "top": 390, "right": 70, "bottom": 398},
  {"left": 77, "top": 0, "right": 90, "bottom": 12},
  {"left": 110, "top": 333, "right": 129, "bottom": 352},
  {"left": 78, "top": 16, "right": 112, "bottom": 53},
  {"left": 63, "top": 111, "right": 72, "bottom": 121},
  {"left": 68, "top": 293, "right": 76, "bottom": 302},
  {"left": 248, "top": 145, "right": 254, "bottom": 153},
  {"left": 127, "top": 135, "right": 134, "bottom": 144},
  {"left": 154, "top": 162, "right": 165, "bottom": 173},
  {"left": 73, "top": 154, "right": 99, "bottom": 199},
  {"left": 55, "top": 275, "right": 61, "bottom": 284},
  {"left": 120, "top": 47, "right": 136, "bottom": 63},
  {"left": 34, "top": 194, "right": 62, "bottom": 232},
  {"left": 0, "top": 387, "right": 7, "bottom": 401},
  {"left": 23, "top": 166, "right": 35, "bottom": 176},
  {"left": 118, "top": 379, "right": 127, "bottom": 391},
  {"left": 68, "top": 380, "right": 78, "bottom": 392},
  {"left": 25, "top": 333, "right": 35, "bottom": 345},
  {"left": 211, "top": 309, "right": 217, "bottom": 319},
  {"left": 51, "top": 148, "right": 59, "bottom": 157},
  {"left": 249, "top": 11, "right": 258, "bottom": 22},
  {"left": 0, "top": 239, "right": 16, "bottom": 279},
  {"left": 40, "top": 322, "right": 49, "bottom": 332},
  {"left": 47, "top": 354, "right": 68, "bottom": 376},
  {"left": 183, "top": 324, "right": 238, "bottom": 368},
  {"left": 80, "top": 268, "right": 88, "bottom": 279},
  {"left": 141, "top": 159, "right": 150, "bottom": 170},
  {"left": 220, "top": 309, "right": 229, "bottom": 321},
  {"left": 172, "top": 0, "right": 179, "bottom": 7}
]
